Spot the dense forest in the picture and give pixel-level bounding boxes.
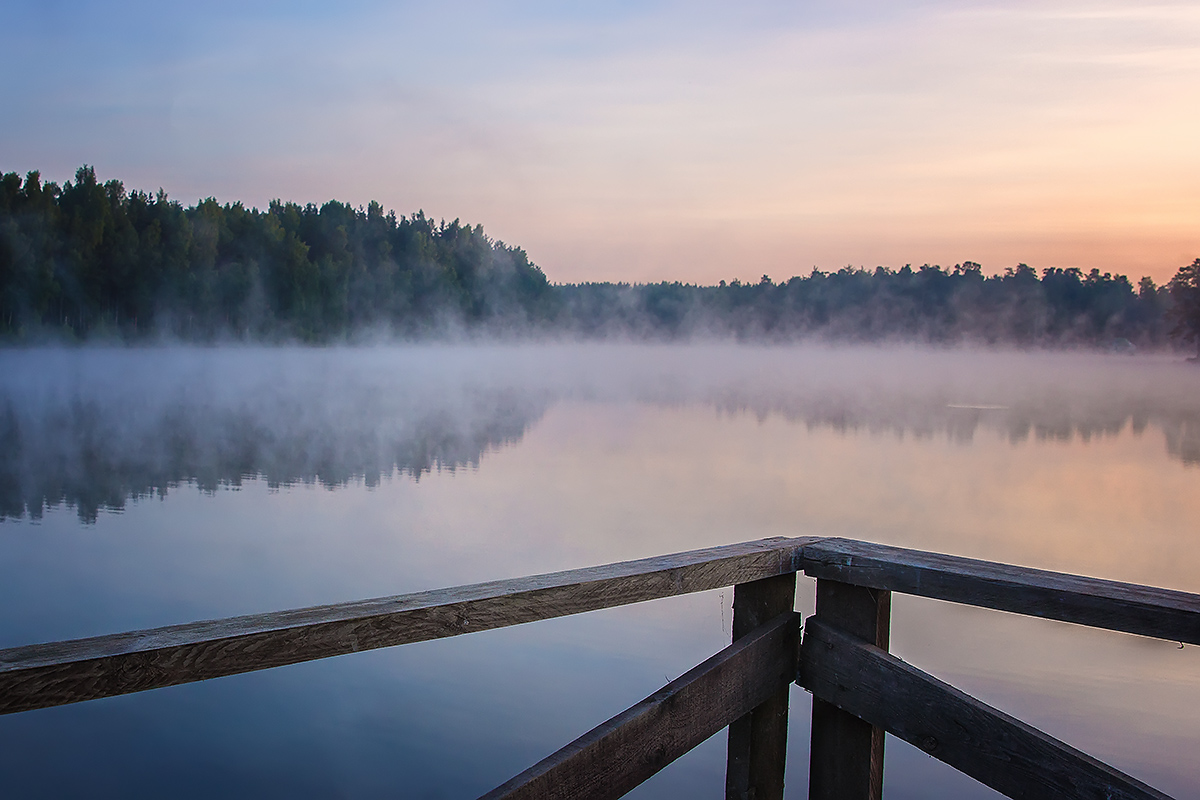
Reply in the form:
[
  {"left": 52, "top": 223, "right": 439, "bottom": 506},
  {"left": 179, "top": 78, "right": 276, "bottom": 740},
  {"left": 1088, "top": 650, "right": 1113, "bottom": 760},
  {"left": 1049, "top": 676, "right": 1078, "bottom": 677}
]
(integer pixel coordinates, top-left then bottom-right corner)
[
  {"left": 0, "top": 167, "right": 555, "bottom": 340},
  {"left": 559, "top": 266, "right": 1172, "bottom": 346},
  {"left": 1, "top": 166, "right": 1196, "bottom": 347}
]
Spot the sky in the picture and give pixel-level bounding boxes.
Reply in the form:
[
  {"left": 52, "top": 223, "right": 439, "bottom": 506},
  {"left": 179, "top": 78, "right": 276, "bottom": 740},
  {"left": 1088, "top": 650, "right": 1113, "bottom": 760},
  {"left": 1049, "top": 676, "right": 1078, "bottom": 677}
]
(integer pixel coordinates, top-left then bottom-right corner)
[{"left": 3, "top": 0, "right": 1199, "bottom": 285}]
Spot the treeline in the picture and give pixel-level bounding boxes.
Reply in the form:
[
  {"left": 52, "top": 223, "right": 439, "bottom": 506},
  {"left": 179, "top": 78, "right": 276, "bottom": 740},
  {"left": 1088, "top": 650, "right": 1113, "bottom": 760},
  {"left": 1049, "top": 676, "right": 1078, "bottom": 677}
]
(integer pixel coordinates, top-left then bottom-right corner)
[
  {"left": 562, "top": 265, "right": 1171, "bottom": 346},
  {"left": 0, "top": 166, "right": 1188, "bottom": 346},
  {"left": 0, "top": 167, "right": 555, "bottom": 340}
]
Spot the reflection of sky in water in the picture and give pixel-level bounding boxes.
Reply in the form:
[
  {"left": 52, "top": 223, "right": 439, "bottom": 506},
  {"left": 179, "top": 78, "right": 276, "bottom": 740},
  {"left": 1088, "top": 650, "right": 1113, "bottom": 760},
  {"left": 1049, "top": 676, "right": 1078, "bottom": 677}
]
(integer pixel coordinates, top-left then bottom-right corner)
[{"left": 1, "top": 346, "right": 1198, "bottom": 798}]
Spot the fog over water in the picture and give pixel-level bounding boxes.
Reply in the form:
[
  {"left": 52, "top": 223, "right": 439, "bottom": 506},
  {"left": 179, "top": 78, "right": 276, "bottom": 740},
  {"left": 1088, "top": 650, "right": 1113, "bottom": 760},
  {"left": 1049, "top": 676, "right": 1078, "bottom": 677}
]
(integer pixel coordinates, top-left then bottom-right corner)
[
  {"left": 0, "top": 347, "right": 551, "bottom": 521},
  {"left": 0, "top": 344, "right": 1198, "bottom": 798},
  {"left": 2, "top": 344, "right": 1197, "bottom": 522}
]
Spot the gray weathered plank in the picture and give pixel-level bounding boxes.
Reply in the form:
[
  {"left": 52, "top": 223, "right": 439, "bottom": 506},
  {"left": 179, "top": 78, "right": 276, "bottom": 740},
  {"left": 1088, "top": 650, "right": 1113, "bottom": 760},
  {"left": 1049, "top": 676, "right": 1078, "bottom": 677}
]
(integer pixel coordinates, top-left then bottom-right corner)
[
  {"left": 482, "top": 611, "right": 801, "bottom": 800},
  {"left": 799, "top": 539, "right": 1200, "bottom": 645},
  {"left": 807, "top": 580, "right": 890, "bottom": 800},
  {"left": 799, "top": 619, "right": 1174, "bottom": 800},
  {"left": 725, "top": 573, "right": 797, "bottom": 800},
  {"left": 0, "top": 537, "right": 820, "bottom": 715}
]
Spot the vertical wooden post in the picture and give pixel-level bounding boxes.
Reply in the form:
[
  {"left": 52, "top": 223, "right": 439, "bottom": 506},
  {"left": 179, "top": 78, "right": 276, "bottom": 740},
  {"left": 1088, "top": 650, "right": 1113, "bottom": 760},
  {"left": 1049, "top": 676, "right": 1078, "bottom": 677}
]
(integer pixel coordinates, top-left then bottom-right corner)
[
  {"left": 807, "top": 579, "right": 891, "bottom": 800},
  {"left": 725, "top": 573, "right": 797, "bottom": 800}
]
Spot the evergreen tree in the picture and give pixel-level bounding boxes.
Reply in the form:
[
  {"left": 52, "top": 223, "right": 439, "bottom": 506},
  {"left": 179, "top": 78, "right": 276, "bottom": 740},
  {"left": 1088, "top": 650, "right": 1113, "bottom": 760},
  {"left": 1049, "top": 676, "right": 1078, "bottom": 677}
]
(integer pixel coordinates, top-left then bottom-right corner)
[{"left": 1167, "top": 259, "right": 1200, "bottom": 357}]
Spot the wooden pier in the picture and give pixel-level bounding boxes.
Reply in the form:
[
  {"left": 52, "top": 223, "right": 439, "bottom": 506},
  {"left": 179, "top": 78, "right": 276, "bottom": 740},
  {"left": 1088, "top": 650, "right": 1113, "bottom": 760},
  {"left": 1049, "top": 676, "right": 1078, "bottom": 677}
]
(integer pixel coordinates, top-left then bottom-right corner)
[{"left": 2, "top": 536, "right": 1197, "bottom": 798}]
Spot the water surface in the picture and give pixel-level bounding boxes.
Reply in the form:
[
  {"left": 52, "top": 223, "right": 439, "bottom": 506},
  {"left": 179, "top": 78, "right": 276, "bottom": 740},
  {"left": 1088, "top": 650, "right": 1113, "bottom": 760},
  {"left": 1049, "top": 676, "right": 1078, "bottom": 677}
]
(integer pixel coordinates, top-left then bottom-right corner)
[{"left": 1, "top": 345, "right": 1197, "bottom": 798}]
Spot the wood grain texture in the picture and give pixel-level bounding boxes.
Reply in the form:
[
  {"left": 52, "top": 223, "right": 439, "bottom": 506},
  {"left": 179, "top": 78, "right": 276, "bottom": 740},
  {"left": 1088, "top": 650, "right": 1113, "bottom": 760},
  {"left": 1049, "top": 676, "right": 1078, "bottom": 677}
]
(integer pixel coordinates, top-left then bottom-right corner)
[
  {"left": 725, "top": 573, "right": 797, "bottom": 800},
  {"left": 481, "top": 612, "right": 801, "bottom": 800},
  {"left": 799, "top": 619, "right": 1175, "bottom": 800},
  {"left": 0, "top": 537, "right": 820, "bottom": 715},
  {"left": 807, "top": 580, "right": 890, "bottom": 800},
  {"left": 800, "top": 539, "right": 1200, "bottom": 645}
]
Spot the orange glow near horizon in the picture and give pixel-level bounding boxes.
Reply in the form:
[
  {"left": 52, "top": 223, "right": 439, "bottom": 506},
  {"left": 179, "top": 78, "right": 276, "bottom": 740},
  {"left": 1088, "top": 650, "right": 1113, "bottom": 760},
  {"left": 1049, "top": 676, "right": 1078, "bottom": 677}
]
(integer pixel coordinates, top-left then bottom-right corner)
[{"left": 4, "top": 1, "right": 1198, "bottom": 285}]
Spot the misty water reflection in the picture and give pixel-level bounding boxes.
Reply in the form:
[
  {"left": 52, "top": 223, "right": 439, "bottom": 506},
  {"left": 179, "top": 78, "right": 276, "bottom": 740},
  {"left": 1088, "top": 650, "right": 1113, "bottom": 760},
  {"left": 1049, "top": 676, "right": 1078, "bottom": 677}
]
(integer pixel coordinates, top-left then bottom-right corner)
[
  {"left": 1, "top": 345, "right": 1198, "bottom": 523},
  {"left": 0, "top": 345, "right": 1198, "bottom": 798},
  {"left": 0, "top": 347, "right": 550, "bottom": 522}
]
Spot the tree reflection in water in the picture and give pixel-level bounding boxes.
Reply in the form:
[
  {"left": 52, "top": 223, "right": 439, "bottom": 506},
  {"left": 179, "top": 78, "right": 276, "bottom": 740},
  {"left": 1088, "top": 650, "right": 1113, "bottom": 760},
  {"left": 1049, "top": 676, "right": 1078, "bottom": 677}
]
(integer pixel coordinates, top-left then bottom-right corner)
[{"left": 1, "top": 345, "right": 1197, "bottom": 523}]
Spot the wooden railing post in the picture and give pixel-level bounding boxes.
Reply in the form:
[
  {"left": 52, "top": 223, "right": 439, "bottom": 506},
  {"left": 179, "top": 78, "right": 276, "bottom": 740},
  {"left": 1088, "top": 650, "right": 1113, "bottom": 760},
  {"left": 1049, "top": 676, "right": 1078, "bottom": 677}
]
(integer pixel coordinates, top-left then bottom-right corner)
[
  {"left": 725, "top": 573, "right": 797, "bottom": 800},
  {"left": 807, "top": 579, "right": 891, "bottom": 800}
]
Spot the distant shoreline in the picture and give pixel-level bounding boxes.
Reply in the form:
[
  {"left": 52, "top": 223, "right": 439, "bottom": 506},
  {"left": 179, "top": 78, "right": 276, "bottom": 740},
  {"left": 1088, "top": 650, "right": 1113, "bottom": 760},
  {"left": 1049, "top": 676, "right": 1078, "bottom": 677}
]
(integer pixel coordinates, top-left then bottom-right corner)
[{"left": 1, "top": 166, "right": 1191, "bottom": 349}]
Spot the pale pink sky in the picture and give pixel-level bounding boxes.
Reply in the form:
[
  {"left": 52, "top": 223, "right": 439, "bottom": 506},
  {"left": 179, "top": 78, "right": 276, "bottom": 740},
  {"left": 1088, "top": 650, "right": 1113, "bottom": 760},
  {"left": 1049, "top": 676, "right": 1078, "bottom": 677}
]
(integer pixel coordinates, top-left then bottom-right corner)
[{"left": 4, "top": 1, "right": 1198, "bottom": 284}]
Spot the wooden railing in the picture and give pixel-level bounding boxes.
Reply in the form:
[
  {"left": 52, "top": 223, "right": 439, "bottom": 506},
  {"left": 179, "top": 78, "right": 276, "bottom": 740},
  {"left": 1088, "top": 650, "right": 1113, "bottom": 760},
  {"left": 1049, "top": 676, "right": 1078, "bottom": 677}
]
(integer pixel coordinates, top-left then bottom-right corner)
[{"left": 2, "top": 536, "right": 1197, "bottom": 798}]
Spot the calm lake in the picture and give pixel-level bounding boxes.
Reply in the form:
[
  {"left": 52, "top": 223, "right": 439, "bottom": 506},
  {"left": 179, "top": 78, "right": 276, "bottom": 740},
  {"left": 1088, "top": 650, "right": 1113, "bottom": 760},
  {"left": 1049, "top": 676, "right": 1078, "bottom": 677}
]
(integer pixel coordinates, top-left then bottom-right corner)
[{"left": 1, "top": 344, "right": 1197, "bottom": 798}]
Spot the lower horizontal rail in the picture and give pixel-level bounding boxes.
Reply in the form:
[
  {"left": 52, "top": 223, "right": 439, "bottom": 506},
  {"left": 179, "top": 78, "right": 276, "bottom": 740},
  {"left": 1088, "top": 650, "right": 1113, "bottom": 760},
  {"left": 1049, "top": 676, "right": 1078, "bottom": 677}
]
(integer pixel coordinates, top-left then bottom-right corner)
[
  {"left": 799, "top": 619, "right": 1173, "bottom": 800},
  {"left": 0, "top": 537, "right": 817, "bottom": 715},
  {"left": 482, "top": 612, "right": 801, "bottom": 800}
]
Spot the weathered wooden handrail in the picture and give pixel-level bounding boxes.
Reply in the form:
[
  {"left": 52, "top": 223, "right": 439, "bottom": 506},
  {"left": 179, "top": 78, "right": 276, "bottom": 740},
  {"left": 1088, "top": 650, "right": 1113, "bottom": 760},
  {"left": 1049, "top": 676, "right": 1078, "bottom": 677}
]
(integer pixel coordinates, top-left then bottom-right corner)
[
  {"left": 2, "top": 535, "right": 1197, "bottom": 800},
  {"left": 800, "top": 619, "right": 1171, "bottom": 800},
  {"left": 484, "top": 611, "right": 801, "bottom": 800},
  {"left": 0, "top": 536, "right": 818, "bottom": 715},
  {"left": 797, "top": 540, "right": 1199, "bottom": 800},
  {"left": 800, "top": 538, "right": 1200, "bottom": 645}
]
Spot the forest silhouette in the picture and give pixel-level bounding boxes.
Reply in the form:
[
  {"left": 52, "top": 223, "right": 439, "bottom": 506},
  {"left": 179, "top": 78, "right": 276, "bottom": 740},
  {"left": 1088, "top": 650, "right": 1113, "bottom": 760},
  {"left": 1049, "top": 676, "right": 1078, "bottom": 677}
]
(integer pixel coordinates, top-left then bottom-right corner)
[{"left": 0, "top": 166, "right": 1191, "bottom": 346}]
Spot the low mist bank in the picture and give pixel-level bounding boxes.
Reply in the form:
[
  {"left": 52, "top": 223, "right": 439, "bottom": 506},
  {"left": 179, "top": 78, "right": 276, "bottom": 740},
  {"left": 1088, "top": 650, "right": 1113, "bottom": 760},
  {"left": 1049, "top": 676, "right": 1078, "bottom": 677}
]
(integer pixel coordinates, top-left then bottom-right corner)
[
  {"left": 3, "top": 168, "right": 1196, "bottom": 348},
  {"left": 1, "top": 344, "right": 1197, "bottom": 522},
  {"left": 0, "top": 348, "right": 550, "bottom": 521},
  {"left": 558, "top": 269, "right": 1171, "bottom": 347}
]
